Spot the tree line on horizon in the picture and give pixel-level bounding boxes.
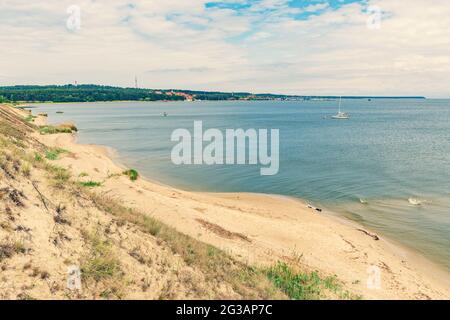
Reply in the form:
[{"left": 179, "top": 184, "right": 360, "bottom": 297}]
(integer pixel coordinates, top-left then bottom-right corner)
[
  {"left": 0, "top": 85, "right": 312, "bottom": 102},
  {"left": 0, "top": 85, "right": 259, "bottom": 103},
  {"left": 0, "top": 85, "right": 426, "bottom": 103},
  {"left": 0, "top": 85, "right": 185, "bottom": 103}
]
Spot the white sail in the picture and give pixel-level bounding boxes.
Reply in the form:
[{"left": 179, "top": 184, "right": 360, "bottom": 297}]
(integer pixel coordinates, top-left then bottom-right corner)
[{"left": 332, "top": 96, "right": 349, "bottom": 119}]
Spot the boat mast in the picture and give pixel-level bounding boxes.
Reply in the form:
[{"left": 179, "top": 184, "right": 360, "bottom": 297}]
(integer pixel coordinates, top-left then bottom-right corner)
[{"left": 338, "top": 96, "right": 342, "bottom": 113}]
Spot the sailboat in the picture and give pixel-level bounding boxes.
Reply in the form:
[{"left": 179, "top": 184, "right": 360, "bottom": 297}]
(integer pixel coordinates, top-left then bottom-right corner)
[{"left": 331, "top": 97, "right": 350, "bottom": 119}]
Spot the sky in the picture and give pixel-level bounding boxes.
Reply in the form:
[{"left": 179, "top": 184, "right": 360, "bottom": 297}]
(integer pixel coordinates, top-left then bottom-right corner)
[{"left": 1, "top": 0, "right": 450, "bottom": 97}]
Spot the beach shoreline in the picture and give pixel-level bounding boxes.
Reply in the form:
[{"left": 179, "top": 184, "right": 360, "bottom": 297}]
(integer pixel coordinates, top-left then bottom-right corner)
[
  {"left": 104, "top": 148, "right": 450, "bottom": 294},
  {"left": 83, "top": 135, "right": 450, "bottom": 279},
  {"left": 24, "top": 108, "right": 450, "bottom": 300}
]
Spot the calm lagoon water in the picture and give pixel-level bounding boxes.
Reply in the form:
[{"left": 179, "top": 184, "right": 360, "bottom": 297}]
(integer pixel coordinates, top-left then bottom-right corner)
[{"left": 32, "top": 99, "right": 450, "bottom": 270}]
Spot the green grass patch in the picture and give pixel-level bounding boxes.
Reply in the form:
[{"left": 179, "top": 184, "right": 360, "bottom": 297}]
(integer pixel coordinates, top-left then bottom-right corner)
[
  {"left": 266, "top": 262, "right": 322, "bottom": 300},
  {"left": 79, "top": 181, "right": 102, "bottom": 188},
  {"left": 39, "top": 125, "right": 72, "bottom": 135},
  {"left": 45, "top": 148, "right": 68, "bottom": 161},
  {"left": 123, "top": 169, "right": 139, "bottom": 181},
  {"left": 34, "top": 153, "right": 43, "bottom": 162},
  {"left": 45, "top": 150, "right": 59, "bottom": 160},
  {"left": 24, "top": 115, "right": 36, "bottom": 123},
  {"left": 265, "top": 262, "right": 355, "bottom": 300}
]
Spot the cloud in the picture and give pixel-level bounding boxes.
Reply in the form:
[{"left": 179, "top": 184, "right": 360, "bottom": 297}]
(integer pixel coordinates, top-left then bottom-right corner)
[
  {"left": 303, "top": 2, "right": 329, "bottom": 12},
  {"left": 0, "top": 0, "right": 449, "bottom": 97}
]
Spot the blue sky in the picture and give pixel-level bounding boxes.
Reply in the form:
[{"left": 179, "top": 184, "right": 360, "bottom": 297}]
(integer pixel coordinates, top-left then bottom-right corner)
[
  {"left": 205, "top": 0, "right": 365, "bottom": 20},
  {"left": 206, "top": 0, "right": 361, "bottom": 12},
  {"left": 1, "top": 0, "right": 449, "bottom": 97}
]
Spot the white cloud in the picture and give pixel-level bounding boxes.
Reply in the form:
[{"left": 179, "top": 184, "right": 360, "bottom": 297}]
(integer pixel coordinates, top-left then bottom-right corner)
[
  {"left": 303, "top": 2, "right": 329, "bottom": 12},
  {"left": 0, "top": 0, "right": 449, "bottom": 97}
]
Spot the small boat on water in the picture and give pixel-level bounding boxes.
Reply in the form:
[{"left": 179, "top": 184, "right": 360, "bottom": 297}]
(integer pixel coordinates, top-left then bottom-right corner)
[{"left": 331, "top": 97, "right": 349, "bottom": 120}]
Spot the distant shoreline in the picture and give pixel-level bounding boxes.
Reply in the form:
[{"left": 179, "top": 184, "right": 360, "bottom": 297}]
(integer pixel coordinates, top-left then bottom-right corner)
[
  {"left": 13, "top": 96, "right": 428, "bottom": 106},
  {"left": 0, "top": 84, "right": 426, "bottom": 104}
]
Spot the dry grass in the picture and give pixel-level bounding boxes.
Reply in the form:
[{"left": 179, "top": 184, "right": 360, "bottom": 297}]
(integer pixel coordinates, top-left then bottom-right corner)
[
  {"left": 81, "top": 232, "right": 123, "bottom": 282},
  {"left": 0, "top": 240, "right": 27, "bottom": 262},
  {"left": 20, "top": 162, "right": 31, "bottom": 177},
  {"left": 88, "top": 192, "right": 285, "bottom": 299},
  {"left": 79, "top": 231, "right": 126, "bottom": 299},
  {"left": 44, "top": 164, "right": 71, "bottom": 188}
]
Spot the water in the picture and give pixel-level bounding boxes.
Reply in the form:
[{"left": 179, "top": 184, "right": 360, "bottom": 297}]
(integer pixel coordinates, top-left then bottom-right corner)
[{"left": 32, "top": 99, "right": 450, "bottom": 270}]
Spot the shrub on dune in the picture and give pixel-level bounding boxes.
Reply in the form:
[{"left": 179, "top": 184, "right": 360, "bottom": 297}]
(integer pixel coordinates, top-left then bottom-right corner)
[{"left": 123, "top": 169, "right": 139, "bottom": 181}]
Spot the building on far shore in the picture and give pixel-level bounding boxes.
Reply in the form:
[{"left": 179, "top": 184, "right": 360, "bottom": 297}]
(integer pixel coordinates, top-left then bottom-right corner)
[{"left": 166, "top": 91, "right": 194, "bottom": 101}]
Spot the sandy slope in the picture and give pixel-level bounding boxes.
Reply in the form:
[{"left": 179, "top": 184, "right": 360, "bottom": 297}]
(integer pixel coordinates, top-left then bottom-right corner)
[
  {"left": 2, "top": 107, "right": 259, "bottom": 299},
  {"left": 1, "top": 168, "right": 239, "bottom": 299},
  {"left": 35, "top": 120, "right": 450, "bottom": 300}
]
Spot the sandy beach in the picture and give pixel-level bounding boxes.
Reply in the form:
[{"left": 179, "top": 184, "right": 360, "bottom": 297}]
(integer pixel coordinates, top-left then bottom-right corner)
[{"left": 28, "top": 110, "right": 450, "bottom": 300}]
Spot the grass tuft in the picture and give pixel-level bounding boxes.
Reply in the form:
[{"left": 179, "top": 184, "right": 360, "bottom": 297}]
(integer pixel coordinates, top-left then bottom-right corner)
[
  {"left": 0, "top": 240, "right": 27, "bottom": 262},
  {"left": 34, "top": 153, "right": 43, "bottom": 162},
  {"left": 79, "top": 181, "right": 102, "bottom": 188},
  {"left": 45, "top": 150, "right": 59, "bottom": 161},
  {"left": 45, "top": 148, "right": 68, "bottom": 161},
  {"left": 45, "top": 164, "right": 71, "bottom": 188},
  {"left": 21, "top": 162, "right": 31, "bottom": 177},
  {"left": 81, "top": 232, "right": 122, "bottom": 283}
]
